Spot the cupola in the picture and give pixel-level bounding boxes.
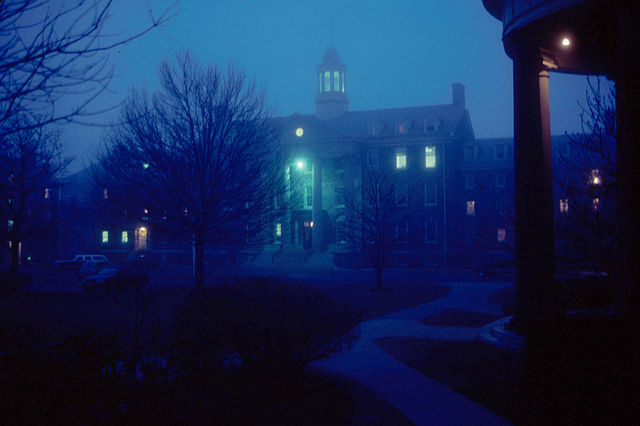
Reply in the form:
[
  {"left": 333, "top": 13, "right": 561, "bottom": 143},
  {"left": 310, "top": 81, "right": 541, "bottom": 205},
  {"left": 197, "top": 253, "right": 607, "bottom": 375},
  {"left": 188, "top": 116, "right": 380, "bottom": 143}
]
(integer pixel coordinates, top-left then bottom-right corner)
[{"left": 315, "top": 48, "right": 349, "bottom": 119}]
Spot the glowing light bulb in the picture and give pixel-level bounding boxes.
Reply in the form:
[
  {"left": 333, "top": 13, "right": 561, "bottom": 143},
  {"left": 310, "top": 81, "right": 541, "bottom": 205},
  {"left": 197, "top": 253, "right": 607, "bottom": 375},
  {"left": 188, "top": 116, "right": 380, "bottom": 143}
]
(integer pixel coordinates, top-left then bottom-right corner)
[{"left": 561, "top": 37, "right": 571, "bottom": 47}]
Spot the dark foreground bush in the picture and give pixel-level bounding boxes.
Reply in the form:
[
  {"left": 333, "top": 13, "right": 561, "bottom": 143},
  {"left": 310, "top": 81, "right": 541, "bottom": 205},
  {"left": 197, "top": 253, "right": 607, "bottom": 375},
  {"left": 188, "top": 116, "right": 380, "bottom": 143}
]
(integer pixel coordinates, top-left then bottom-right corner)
[
  {"left": 172, "top": 276, "right": 362, "bottom": 374},
  {"left": 525, "top": 312, "right": 640, "bottom": 425}
]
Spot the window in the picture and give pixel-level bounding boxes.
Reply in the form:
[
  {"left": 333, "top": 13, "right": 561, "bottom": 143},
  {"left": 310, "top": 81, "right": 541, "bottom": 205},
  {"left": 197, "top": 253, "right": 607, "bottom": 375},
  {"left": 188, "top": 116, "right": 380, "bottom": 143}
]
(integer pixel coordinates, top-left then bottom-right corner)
[
  {"left": 103, "top": 188, "right": 108, "bottom": 199},
  {"left": 396, "top": 183, "right": 408, "bottom": 206},
  {"left": 464, "top": 144, "right": 478, "bottom": 160},
  {"left": 396, "top": 120, "right": 409, "bottom": 135},
  {"left": 495, "top": 143, "right": 506, "bottom": 159},
  {"left": 335, "top": 185, "right": 345, "bottom": 207},
  {"left": 275, "top": 223, "right": 282, "bottom": 243},
  {"left": 495, "top": 172, "right": 506, "bottom": 188},
  {"left": 396, "top": 220, "right": 408, "bottom": 242},
  {"left": 324, "top": 71, "right": 330, "bottom": 92},
  {"left": 341, "top": 72, "right": 345, "bottom": 92},
  {"left": 367, "top": 120, "right": 382, "bottom": 136},
  {"left": 318, "top": 73, "right": 322, "bottom": 92},
  {"left": 592, "top": 198, "right": 600, "bottom": 212},
  {"left": 305, "top": 186, "right": 313, "bottom": 207},
  {"left": 424, "top": 183, "right": 437, "bottom": 206},
  {"left": 424, "top": 117, "right": 441, "bottom": 132},
  {"left": 466, "top": 201, "right": 475, "bottom": 216},
  {"left": 333, "top": 71, "right": 339, "bottom": 91},
  {"left": 43, "top": 187, "right": 50, "bottom": 199},
  {"left": 497, "top": 228, "right": 506, "bottom": 242},
  {"left": 395, "top": 147, "right": 407, "bottom": 169},
  {"left": 590, "top": 169, "right": 601, "bottom": 186},
  {"left": 121, "top": 231, "right": 128, "bottom": 244},
  {"left": 366, "top": 148, "right": 379, "bottom": 169},
  {"left": 425, "top": 219, "right": 438, "bottom": 243},
  {"left": 559, "top": 199, "right": 569, "bottom": 214},
  {"left": 465, "top": 173, "right": 475, "bottom": 189},
  {"left": 101, "top": 230, "right": 109, "bottom": 244},
  {"left": 425, "top": 146, "right": 436, "bottom": 168}
]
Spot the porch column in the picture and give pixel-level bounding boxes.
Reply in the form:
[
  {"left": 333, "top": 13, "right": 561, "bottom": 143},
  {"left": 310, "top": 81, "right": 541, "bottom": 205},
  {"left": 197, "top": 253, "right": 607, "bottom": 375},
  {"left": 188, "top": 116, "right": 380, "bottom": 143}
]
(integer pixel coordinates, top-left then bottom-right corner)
[
  {"left": 512, "top": 41, "right": 556, "bottom": 329},
  {"left": 312, "top": 159, "right": 324, "bottom": 248}
]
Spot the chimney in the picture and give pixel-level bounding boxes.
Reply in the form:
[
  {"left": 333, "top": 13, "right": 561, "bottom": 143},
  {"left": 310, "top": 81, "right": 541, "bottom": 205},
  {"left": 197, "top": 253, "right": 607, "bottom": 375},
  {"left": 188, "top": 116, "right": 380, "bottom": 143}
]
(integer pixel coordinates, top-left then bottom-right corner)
[{"left": 452, "top": 83, "right": 465, "bottom": 109}]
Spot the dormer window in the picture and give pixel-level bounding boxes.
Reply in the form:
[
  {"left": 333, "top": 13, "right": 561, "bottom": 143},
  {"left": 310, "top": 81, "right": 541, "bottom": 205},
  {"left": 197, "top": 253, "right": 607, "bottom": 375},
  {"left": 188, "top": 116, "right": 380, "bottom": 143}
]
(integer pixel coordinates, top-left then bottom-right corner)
[
  {"left": 424, "top": 117, "right": 441, "bottom": 132},
  {"left": 396, "top": 119, "right": 411, "bottom": 135},
  {"left": 367, "top": 120, "right": 383, "bottom": 136}
]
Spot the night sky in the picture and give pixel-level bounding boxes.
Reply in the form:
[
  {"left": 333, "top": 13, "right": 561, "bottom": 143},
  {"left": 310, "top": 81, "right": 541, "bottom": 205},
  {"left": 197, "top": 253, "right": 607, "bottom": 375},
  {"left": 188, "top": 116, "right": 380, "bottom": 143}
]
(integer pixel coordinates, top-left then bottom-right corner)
[{"left": 62, "top": 0, "right": 605, "bottom": 171}]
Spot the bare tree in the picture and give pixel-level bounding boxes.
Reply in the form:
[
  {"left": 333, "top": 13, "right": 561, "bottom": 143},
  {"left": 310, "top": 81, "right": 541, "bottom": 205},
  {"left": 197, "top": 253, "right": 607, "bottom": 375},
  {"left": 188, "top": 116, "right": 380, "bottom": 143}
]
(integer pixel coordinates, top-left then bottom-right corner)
[
  {"left": 555, "top": 78, "right": 616, "bottom": 276},
  {"left": 0, "top": 0, "right": 178, "bottom": 137},
  {"left": 344, "top": 170, "right": 408, "bottom": 290},
  {"left": 0, "top": 115, "right": 72, "bottom": 277},
  {"left": 97, "top": 51, "right": 285, "bottom": 288}
]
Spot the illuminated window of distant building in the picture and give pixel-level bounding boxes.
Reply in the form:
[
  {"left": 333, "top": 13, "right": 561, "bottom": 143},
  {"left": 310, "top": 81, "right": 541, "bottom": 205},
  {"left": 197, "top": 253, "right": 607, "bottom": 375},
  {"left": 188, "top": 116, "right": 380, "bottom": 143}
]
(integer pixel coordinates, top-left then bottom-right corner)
[
  {"left": 425, "top": 146, "right": 436, "bottom": 168},
  {"left": 305, "top": 186, "right": 313, "bottom": 207},
  {"left": 425, "top": 218, "right": 438, "bottom": 243},
  {"left": 559, "top": 199, "right": 569, "bottom": 214},
  {"left": 102, "top": 230, "right": 109, "bottom": 244},
  {"left": 424, "top": 183, "right": 437, "bottom": 206},
  {"left": 324, "top": 71, "right": 330, "bottom": 92},
  {"left": 275, "top": 223, "right": 282, "bottom": 243},
  {"left": 590, "top": 169, "right": 601, "bottom": 186},
  {"left": 341, "top": 72, "right": 345, "bottom": 92},
  {"left": 466, "top": 201, "right": 475, "bottom": 216},
  {"left": 497, "top": 228, "right": 506, "bottom": 242},
  {"left": 495, "top": 143, "right": 506, "bottom": 159},
  {"left": 495, "top": 172, "right": 506, "bottom": 188},
  {"left": 592, "top": 198, "right": 600, "bottom": 212},
  {"left": 103, "top": 188, "right": 108, "bottom": 199},
  {"left": 366, "top": 148, "right": 379, "bottom": 169},
  {"left": 395, "top": 147, "right": 407, "bottom": 169},
  {"left": 8, "top": 219, "right": 14, "bottom": 231},
  {"left": 465, "top": 173, "right": 475, "bottom": 189},
  {"left": 121, "top": 231, "right": 128, "bottom": 244},
  {"left": 44, "top": 188, "right": 50, "bottom": 199},
  {"left": 396, "top": 183, "right": 408, "bottom": 206},
  {"left": 335, "top": 185, "right": 345, "bottom": 207},
  {"left": 333, "top": 71, "right": 339, "bottom": 91}
]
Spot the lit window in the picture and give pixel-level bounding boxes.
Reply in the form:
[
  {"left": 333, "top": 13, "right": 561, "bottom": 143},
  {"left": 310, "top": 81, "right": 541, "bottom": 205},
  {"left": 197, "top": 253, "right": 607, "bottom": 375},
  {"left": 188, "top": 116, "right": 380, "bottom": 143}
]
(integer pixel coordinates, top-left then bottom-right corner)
[
  {"left": 102, "top": 230, "right": 109, "bottom": 244},
  {"left": 465, "top": 173, "right": 475, "bottom": 189},
  {"left": 335, "top": 185, "right": 345, "bottom": 207},
  {"left": 121, "top": 231, "right": 128, "bottom": 244},
  {"left": 559, "top": 199, "right": 569, "bottom": 214},
  {"left": 103, "top": 188, "right": 108, "bottom": 199},
  {"left": 424, "top": 183, "right": 437, "bottom": 206},
  {"left": 425, "top": 219, "right": 438, "bottom": 243},
  {"left": 333, "top": 71, "right": 339, "bottom": 91},
  {"left": 8, "top": 219, "right": 14, "bottom": 231},
  {"left": 495, "top": 143, "right": 506, "bottom": 159},
  {"left": 495, "top": 172, "right": 506, "bottom": 188},
  {"left": 44, "top": 188, "right": 50, "bottom": 199},
  {"left": 466, "top": 201, "right": 475, "bottom": 216},
  {"left": 396, "top": 147, "right": 407, "bottom": 169},
  {"left": 276, "top": 223, "right": 282, "bottom": 238},
  {"left": 324, "top": 71, "right": 330, "bottom": 92},
  {"left": 592, "top": 198, "right": 600, "bottom": 212},
  {"left": 305, "top": 186, "right": 313, "bottom": 207},
  {"left": 396, "top": 183, "right": 408, "bottom": 207},
  {"left": 341, "top": 72, "right": 345, "bottom": 92},
  {"left": 142, "top": 162, "right": 150, "bottom": 169},
  {"left": 366, "top": 148, "right": 379, "bottom": 169},
  {"left": 497, "top": 228, "right": 506, "bottom": 242},
  {"left": 590, "top": 169, "right": 601, "bottom": 186},
  {"left": 425, "top": 146, "right": 436, "bottom": 168}
]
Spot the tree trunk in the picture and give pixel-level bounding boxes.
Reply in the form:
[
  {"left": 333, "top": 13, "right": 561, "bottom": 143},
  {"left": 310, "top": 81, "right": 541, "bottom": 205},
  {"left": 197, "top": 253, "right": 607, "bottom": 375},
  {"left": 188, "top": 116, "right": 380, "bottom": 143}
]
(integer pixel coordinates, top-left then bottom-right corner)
[{"left": 194, "top": 233, "right": 205, "bottom": 289}]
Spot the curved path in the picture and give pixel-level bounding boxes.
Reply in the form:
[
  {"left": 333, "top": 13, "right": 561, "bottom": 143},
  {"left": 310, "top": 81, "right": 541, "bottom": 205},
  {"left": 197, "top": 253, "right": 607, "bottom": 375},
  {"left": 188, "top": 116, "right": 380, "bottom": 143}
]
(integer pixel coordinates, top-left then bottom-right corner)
[{"left": 316, "top": 281, "right": 513, "bottom": 426}]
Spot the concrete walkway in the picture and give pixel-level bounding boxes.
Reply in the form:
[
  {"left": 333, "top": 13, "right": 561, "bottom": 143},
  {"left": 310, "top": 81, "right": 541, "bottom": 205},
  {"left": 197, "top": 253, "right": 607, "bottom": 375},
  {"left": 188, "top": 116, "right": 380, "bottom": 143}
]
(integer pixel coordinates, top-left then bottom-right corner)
[{"left": 317, "top": 281, "right": 513, "bottom": 426}]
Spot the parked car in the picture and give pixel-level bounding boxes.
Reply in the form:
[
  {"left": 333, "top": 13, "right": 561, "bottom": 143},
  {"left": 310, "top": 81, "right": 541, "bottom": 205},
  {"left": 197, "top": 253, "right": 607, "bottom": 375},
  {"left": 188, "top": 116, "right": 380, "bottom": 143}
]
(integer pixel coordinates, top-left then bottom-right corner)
[
  {"left": 76, "top": 260, "right": 108, "bottom": 279},
  {"left": 81, "top": 265, "right": 149, "bottom": 291},
  {"left": 54, "top": 254, "right": 108, "bottom": 270},
  {"left": 125, "top": 250, "right": 160, "bottom": 270}
]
